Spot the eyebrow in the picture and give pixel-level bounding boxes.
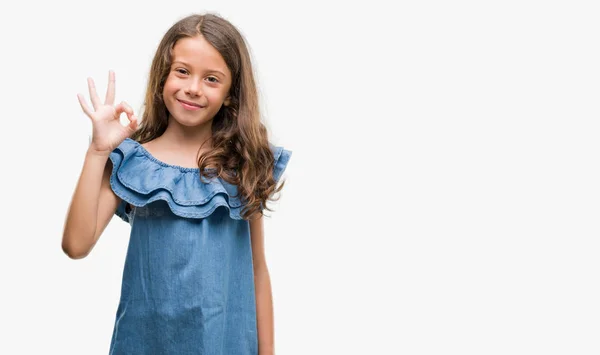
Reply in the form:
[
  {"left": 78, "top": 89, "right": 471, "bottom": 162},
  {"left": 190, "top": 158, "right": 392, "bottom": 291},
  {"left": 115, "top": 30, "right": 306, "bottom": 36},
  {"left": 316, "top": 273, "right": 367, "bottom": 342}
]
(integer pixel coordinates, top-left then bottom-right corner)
[{"left": 172, "top": 60, "right": 227, "bottom": 77}]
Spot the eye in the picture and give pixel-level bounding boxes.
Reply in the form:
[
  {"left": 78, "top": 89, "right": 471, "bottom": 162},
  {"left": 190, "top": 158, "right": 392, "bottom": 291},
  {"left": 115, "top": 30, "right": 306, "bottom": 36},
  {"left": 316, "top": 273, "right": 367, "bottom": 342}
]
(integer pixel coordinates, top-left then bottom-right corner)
[
  {"left": 175, "top": 68, "right": 188, "bottom": 75},
  {"left": 206, "top": 76, "right": 219, "bottom": 83}
]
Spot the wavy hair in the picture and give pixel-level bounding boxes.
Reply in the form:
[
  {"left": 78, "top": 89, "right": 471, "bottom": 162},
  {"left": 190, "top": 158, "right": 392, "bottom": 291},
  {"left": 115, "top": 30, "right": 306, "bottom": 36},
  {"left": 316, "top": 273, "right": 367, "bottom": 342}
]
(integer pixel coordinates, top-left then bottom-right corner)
[{"left": 130, "top": 13, "right": 285, "bottom": 220}]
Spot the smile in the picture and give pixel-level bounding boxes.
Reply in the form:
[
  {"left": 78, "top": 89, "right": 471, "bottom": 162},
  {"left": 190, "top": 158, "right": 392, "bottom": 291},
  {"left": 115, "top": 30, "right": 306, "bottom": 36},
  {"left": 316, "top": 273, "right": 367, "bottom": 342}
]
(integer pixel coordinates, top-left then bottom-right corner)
[{"left": 177, "top": 99, "right": 204, "bottom": 111}]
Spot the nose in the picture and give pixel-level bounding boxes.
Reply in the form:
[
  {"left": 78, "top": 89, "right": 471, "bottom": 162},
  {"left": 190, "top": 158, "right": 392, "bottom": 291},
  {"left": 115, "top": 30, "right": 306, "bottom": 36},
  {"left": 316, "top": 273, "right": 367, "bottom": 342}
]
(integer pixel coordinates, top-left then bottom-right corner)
[{"left": 185, "top": 79, "right": 202, "bottom": 97}]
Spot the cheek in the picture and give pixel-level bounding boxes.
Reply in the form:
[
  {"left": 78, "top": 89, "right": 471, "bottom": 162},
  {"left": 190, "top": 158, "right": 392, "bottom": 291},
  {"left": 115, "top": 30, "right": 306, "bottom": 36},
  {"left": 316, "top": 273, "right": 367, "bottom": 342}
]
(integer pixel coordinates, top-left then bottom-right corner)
[
  {"left": 162, "top": 83, "right": 178, "bottom": 109},
  {"left": 206, "top": 88, "right": 229, "bottom": 102},
  {"left": 163, "top": 73, "right": 183, "bottom": 93},
  {"left": 162, "top": 80, "right": 176, "bottom": 96}
]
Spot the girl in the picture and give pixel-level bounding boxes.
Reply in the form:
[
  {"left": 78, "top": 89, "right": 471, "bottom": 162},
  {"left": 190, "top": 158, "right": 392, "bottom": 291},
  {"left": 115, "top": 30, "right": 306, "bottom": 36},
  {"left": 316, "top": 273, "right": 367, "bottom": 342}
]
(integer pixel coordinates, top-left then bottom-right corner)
[{"left": 62, "top": 13, "right": 291, "bottom": 355}]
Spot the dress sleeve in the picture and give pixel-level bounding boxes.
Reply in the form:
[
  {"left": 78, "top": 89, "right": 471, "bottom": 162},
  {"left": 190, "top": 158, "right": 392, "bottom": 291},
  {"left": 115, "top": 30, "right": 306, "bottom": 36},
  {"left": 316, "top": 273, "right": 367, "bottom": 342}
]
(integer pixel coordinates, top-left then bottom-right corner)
[
  {"left": 115, "top": 199, "right": 131, "bottom": 223},
  {"left": 109, "top": 141, "right": 133, "bottom": 224},
  {"left": 272, "top": 145, "right": 292, "bottom": 183}
]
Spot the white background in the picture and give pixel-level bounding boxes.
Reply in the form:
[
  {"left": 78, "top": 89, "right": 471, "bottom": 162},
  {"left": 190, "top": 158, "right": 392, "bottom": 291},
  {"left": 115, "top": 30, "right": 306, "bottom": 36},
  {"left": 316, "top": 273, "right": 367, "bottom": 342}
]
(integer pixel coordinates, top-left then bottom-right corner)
[{"left": 1, "top": 0, "right": 599, "bottom": 354}]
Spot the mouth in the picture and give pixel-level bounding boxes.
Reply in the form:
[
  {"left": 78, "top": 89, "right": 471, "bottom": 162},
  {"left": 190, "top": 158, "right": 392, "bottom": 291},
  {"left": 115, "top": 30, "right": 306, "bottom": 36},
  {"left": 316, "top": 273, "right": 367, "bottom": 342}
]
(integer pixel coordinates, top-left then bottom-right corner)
[{"left": 177, "top": 99, "right": 205, "bottom": 110}]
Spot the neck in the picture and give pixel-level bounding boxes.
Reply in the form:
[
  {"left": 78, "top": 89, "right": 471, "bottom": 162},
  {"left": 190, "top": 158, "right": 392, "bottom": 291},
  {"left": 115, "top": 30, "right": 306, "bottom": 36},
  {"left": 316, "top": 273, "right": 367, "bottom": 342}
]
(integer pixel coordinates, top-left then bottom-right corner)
[{"left": 159, "top": 115, "right": 214, "bottom": 151}]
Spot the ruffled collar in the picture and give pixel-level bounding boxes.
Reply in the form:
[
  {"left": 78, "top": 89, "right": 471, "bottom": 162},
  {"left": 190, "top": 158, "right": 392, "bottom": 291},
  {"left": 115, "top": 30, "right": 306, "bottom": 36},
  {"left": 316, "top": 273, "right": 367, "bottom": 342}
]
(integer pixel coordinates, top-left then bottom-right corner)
[
  {"left": 109, "top": 138, "right": 291, "bottom": 221},
  {"left": 109, "top": 138, "right": 244, "bottom": 220}
]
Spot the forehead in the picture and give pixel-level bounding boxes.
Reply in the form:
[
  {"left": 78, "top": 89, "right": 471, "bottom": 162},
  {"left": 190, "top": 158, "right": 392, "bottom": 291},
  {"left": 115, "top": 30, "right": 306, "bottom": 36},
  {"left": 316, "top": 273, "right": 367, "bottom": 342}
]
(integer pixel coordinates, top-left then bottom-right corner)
[{"left": 171, "top": 35, "right": 230, "bottom": 75}]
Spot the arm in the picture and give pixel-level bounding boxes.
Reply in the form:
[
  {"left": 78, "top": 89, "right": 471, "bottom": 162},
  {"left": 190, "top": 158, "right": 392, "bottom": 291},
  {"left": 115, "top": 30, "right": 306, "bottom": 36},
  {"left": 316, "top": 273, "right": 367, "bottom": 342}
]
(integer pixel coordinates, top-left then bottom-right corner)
[
  {"left": 61, "top": 149, "right": 120, "bottom": 259},
  {"left": 250, "top": 215, "right": 275, "bottom": 355},
  {"left": 62, "top": 71, "right": 136, "bottom": 259}
]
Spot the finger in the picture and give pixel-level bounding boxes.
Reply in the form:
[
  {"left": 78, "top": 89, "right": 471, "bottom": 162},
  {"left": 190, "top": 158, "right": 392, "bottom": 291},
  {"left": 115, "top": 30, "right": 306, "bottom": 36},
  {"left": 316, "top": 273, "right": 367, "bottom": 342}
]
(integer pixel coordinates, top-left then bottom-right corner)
[
  {"left": 115, "top": 101, "right": 134, "bottom": 118},
  {"left": 105, "top": 70, "right": 116, "bottom": 105},
  {"left": 77, "top": 93, "right": 93, "bottom": 118},
  {"left": 127, "top": 114, "right": 138, "bottom": 131},
  {"left": 88, "top": 77, "right": 101, "bottom": 110}
]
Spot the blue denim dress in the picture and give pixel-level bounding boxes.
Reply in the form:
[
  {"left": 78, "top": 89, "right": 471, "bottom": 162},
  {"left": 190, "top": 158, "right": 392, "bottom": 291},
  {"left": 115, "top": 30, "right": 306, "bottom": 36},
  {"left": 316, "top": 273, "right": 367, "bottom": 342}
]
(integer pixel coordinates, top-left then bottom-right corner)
[{"left": 106, "top": 138, "right": 291, "bottom": 355}]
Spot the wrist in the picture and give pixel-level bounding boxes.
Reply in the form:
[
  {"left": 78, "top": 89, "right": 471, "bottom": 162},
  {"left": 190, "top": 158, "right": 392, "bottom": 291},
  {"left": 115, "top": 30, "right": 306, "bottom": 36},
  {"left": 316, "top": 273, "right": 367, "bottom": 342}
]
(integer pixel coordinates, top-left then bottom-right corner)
[{"left": 86, "top": 146, "right": 111, "bottom": 160}]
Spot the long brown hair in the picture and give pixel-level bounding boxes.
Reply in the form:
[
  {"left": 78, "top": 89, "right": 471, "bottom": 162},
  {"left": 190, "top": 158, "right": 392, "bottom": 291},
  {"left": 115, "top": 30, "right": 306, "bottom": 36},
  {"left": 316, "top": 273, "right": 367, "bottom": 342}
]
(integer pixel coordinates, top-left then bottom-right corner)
[{"left": 130, "top": 13, "right": 285, "bottom": 220}]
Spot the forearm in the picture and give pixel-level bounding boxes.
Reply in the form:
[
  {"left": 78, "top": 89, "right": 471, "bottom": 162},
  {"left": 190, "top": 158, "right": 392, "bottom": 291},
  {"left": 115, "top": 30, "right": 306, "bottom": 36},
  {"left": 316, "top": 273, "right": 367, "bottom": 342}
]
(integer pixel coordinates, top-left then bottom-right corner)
[
  {"left": 254, "top": 265, "right": 275, "bottom": 355},
  {"left": 62, "top": 149, "right": 108, "bottom": 258}
]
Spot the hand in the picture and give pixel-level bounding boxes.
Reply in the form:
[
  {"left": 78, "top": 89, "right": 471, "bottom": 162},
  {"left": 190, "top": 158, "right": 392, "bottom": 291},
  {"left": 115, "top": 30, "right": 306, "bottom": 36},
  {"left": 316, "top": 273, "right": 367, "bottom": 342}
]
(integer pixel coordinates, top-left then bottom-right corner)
[{"left": 77, "top": 70, "right": 138, "bottom": 156}]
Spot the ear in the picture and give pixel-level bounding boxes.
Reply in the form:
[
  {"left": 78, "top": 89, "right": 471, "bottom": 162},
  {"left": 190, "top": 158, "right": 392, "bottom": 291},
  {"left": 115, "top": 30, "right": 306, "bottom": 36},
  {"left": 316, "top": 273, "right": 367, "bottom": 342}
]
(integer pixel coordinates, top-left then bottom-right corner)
[{"left": 224, "top": 96, "right": 231, "bottom": 107}]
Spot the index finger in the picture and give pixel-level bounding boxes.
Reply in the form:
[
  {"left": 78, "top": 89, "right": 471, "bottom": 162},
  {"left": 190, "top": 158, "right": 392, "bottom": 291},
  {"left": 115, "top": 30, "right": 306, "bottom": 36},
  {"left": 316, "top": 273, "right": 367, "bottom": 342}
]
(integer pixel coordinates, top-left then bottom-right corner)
[{"left": 105, "top": 70, "right": 115, "bottom": 105}]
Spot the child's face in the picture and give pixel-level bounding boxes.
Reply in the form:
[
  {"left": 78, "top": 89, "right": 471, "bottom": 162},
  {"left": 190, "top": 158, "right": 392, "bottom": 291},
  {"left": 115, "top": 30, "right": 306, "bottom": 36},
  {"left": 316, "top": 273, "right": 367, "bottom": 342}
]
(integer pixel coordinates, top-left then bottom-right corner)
[{"left": 163, "top": 35, "right": 232, "bottom": 128}]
